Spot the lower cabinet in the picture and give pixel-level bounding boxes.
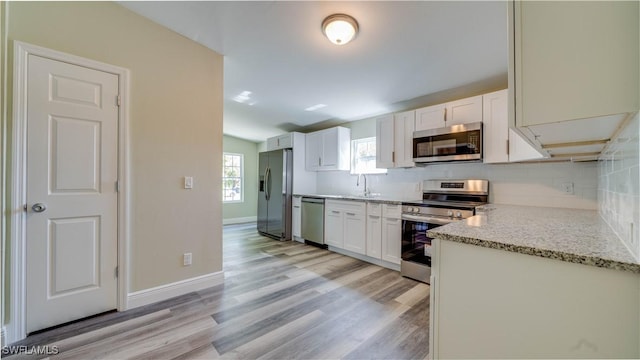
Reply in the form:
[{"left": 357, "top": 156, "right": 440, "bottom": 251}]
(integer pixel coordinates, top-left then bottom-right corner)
[
  {"left": 292, "top": 196, "right": 302, "bottom": 242},
  {"left": 381, "top": 216, "right": 402, "bottom": 264},
  {"left": 325, "top": 200, "right": 366, "bottom": 254},
  {"left": 366, "top": 203, "right": 383, "bottom": 258}
]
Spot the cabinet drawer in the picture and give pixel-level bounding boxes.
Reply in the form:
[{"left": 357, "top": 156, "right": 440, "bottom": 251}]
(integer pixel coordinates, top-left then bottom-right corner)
[
  {"left": 326, "top": 199, "right": 366, "bottom": 212},
  {"left": 367, "top": 202, "right": 382, "bottom": 216},
  {"left": 382, "top": 203, "right": 402, "bottom": 219}
]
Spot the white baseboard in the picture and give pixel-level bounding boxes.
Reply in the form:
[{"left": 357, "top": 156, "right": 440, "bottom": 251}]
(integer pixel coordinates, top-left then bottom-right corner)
[
  {"left": 223, "top": 216, "right": 257, "bottom": 225},
  {"left": 127, "top": 271, "right": 224, "bottom": 310}
]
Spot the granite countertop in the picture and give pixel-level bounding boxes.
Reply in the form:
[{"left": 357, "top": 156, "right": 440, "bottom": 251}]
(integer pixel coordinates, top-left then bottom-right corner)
[
  {"left": 428, "top": 204, "right": 640, "bottom": 274},
  {"left": 293, "top": 194, "right": 412, "bottom": 204}
]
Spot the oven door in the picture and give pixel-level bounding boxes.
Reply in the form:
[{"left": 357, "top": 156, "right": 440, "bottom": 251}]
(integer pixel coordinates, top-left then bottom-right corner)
[
  {"left": 413, "top": 122, "right": 482, "bottom": 163},
  {"left": 401, "top": 214, "right": 455, "bottom": 266}
]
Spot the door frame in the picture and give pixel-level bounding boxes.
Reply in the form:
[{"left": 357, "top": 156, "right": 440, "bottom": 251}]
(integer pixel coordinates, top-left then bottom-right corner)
[{"left": 8, "top": 41, "right": 131, "bottom": 343}]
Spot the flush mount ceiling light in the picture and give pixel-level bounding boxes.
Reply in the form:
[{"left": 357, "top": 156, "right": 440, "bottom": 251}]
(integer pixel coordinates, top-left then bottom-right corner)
[{"left": 322, "top": 14, "right": 359, "bottom": 45}]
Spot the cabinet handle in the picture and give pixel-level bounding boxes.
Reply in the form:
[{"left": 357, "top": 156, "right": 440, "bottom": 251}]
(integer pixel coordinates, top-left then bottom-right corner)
[
  {"left": 444, "top": 107, "right": 447, "bottom": 122},
  {"left": 369, "top": 215, "right": 380, "bottom": 219},
  {"left": 346, "top": 212, "right": 356, "bottom": 216},
  {"left": 506, "top": 139, "right": 510, "bottom": 155},
  {"left": 392, "top": 151, "right": 395, "bottom": 163},
  {"left": 318, "top": 157, "right": 321, "bottom": 166},
  {"left": 387, "top": 218, "right": 399, "bottom": 222},
  {"left": 332, "top": 210, "right": 340, "bottom": 214},
  {"left": 294, "top": 206, "right": 300, "bottom": 208}
]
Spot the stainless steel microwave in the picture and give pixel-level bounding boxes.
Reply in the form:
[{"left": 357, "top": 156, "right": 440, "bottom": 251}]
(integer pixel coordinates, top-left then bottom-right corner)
[{"left": 413, "top": 122, "right": 482, "bottom": 163}]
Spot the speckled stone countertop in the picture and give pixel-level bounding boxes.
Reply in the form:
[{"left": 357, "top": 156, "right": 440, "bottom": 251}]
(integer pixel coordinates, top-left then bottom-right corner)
[
  {"left": 428, "top": 204, "right": 640, "bottom": 274},
  {"left": 293, "top": 194, "right": 411, "bottom": 204}
]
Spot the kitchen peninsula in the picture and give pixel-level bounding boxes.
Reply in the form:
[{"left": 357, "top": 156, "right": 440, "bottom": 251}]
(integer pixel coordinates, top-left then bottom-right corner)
[{"left": 428, "top": 205, "right": 640, "bottom": 359}]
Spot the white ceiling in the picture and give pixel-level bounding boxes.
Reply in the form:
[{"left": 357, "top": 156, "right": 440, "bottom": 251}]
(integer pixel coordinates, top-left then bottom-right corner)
[{"left": 120, "top": 1, "right": 508, "bottom": 143}]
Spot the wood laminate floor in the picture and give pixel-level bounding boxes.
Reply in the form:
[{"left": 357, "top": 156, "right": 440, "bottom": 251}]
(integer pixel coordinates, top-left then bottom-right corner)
[{"left": 5, "top": 223, "right": 430, "bottom": 359}]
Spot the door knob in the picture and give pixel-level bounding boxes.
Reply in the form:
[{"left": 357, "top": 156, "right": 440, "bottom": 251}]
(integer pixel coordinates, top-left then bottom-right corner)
[{"left": 32, "top": 203, "right": 47, "bottom": 213}]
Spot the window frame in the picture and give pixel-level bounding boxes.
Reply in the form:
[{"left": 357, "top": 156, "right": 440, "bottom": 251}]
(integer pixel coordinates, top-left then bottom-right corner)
[
  {"left": 222, "top": 152, "right": 244, "bottom": 203},
  {"left": 350, "top": 137, "right": 387, "bottom": 175}
]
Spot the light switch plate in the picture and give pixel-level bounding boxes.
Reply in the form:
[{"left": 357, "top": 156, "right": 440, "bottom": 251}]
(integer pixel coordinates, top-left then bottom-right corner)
[{"left": 184, "top": 176, "right": 193, "bottom": 189}]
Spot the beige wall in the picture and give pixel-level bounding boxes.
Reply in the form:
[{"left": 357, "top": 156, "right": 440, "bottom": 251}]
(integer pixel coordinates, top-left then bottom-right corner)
[
  {"left": 3, "top": 0, "right": 223, "bottom": 305},
  {"left": 223, "top": 135, "right": 259, "bottom": 220}
]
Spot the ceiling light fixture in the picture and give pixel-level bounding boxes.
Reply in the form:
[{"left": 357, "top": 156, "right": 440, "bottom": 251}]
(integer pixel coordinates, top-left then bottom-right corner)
[
  {"left": 305, "top": 104, "right": 327, "bottom": 112},
  {"left": 322, "top": 14, "right": 359, "bottom": 45}
]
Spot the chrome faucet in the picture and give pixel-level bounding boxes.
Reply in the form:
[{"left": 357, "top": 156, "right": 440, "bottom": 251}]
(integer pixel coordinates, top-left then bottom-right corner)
[{"left": 357, "top": 174, "right": 370, "bottom": 197}]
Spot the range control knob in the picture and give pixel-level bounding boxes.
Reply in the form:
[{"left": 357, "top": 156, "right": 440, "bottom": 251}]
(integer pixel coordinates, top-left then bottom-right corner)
[
  {"left": 447, "top": 210, "right": 454, "bottom": 217},
  {"left": 455, "top": 211, "right": 463, "bottom": 218},
  {"left": 413, "top": 207, "right": 420, "bottom": 213}
]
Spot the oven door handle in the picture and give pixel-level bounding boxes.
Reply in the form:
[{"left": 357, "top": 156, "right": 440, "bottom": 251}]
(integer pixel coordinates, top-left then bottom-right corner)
[{"left": 401, "top": 214, "right": 456, "bottom": 225}]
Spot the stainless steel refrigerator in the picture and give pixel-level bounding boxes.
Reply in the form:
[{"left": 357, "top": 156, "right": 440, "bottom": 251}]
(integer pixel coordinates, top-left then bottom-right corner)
[{"left": 257, "top": 149, "right": 293, "bottom": 240}]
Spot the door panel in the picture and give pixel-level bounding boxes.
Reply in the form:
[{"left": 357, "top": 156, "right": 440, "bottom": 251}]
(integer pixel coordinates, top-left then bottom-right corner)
[
  {"left": 257, "top": 152, "right": 269, "bottom": 234},
  {"left": 50, "top": 217, "right": 100, "bottom": 295},
  {"left": 51, "top": 116, "right": 101, "bottom": 192},
  {"left": 26, "top": 54, "right": 118, "bottom": 333},
  {"left": 266, "top": 150, "right": 284, "bottom": 238}
]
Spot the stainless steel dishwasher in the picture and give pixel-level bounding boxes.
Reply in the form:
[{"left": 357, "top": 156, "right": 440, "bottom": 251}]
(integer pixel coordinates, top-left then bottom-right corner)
[{"left": 301, "top": 197, "right": 325, "bottom": 247}]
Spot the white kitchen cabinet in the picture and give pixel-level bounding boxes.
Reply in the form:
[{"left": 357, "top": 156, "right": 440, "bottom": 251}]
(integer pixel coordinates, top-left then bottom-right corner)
[
  {"left": 375, "top": 111, "right": 414, "bottom": 169},
  {"left": 305, "top": 127, "right": 351, "bottom": 171},
  {"left": 266, "top": 133, "right": 293, "bottom": 150},
  {"left": 292, "top": 196, "right": 302, "bottom": 242},
  {"left": 381, "top": 204, "right": 401, "bottom": 264},
  {"left": 415, "top": 103, "right": 446, "bottom": 131},
  {"left": 376, "top": 114, "right": 395, "bottom": 169},
  {"left": 324, "top": 200, "right": 366, "bottom": 253},
  {"left": 483, "top": 89, "right": 544, "bottom": 163},
  {"left": 324, "top": 206, "right": 344, "bottom": 248},
  {"left": 344, "top": 209, "right": 366, "bottom": 255},
  {"left": 509, "top": 1, "right": 638, "bottom": 157},
  {"left": 415, "top": 95, "right": 483, "bottom": 131},
  {"left": 366, "top": 203, "right": 382, "bottom": 259},
  {"left": 394, "top": 111, "right": 415, "bottom": 167}
]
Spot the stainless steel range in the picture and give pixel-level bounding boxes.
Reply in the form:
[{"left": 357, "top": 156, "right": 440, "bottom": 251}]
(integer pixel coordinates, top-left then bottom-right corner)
[{"left": 401, "top": 179, "right": 489, "bottom": 283}]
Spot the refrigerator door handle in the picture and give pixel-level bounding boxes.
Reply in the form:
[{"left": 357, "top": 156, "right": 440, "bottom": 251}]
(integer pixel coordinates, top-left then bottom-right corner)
[
  {"left": 266, "top": 167, "right": 271, "bottom": 200},
  {"left": 263, "top": 167, "right": 269, "bottom": 200}
]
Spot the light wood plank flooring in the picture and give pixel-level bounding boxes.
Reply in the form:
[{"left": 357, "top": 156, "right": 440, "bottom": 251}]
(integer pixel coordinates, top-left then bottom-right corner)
[{"left": 5, "top": 223, "right": 430, "bottom": 359}]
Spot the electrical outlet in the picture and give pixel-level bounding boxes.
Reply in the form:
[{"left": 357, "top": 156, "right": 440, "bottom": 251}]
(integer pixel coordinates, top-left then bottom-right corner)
[
  {"left": 183, "top": 252, "right": 192, "bottom": 266},
  {"left": 561, "top": 182, "right": 574, "bottom": 195}
]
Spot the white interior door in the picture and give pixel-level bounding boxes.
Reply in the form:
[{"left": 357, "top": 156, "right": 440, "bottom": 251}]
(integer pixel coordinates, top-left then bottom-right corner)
[{"left": 25, "top": 54, "right": 119, "bottom": 333}]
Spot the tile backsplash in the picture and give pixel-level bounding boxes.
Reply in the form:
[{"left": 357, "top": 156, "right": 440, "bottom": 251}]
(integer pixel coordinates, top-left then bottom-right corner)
[
  {"left": 598, "top": 113, "right": 640, "bottom": 260},
  {"left": 317, "top": 161, "right": 598, "bottom": 210}
]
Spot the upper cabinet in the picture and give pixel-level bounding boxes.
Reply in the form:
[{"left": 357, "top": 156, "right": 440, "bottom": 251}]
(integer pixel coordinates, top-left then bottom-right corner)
[
  {"left": 376, "top": 111, "right": 415, "bottom": 169},
  {"left": 415, "top": 95, "right": 483, "bottom": 131},
  {"left": 266, "top": 133, "right": 293, "bottom": 151},
  {"left": 483, "top": 89, "right": 544, "bottom": 163},
  {"left": 510, "top": 1, "right": 639, "bottom": 159},
  {"left": 305, "top": 126, "right": 351, "bottom": 171}
]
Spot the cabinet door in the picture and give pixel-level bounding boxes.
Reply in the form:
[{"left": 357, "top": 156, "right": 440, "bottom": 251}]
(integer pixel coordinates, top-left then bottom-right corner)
[
  {"left": 415, "top": 104, "right": 446, "bottom": 131},
  {"left": 292, "top": 196, "right": 302, "bottom": 240},
  {"left": 394, "top": 110, "right": 415, "bottom": 168},
  {"left": 305, "top": 132, "right": 322, "bottom": 171},
  {"left": 325, "top": 208, "right": 344, "bottom": 248},
  {"left": 508, "top": 129, "right": 543, "bottom": 162},
  {"left": 321, "top": 128, "right": 339, "bottom": 168},
  {"left": 482, "top": 90, "right": 509, "bottom": 164},
  {"left": 277, "top": 134, "right": 292, "bottom": 149},
  {"left": 381, "top": 217, "right": 401, "bottom": 264},
  {"left": 266, "top": 136, "right": 279, "bottom": 151},
  {"left": 376, "top": 115, "right": 395, "bottom": 169},
  {"left": 366, "top": 214, "right": 382, "bottom": 259},
  {"left": 514, "top": 1, "right": 638, "bottom": 127},
  {"left": 344, "top": 211, "right": 366, "bottom": 255},
  {"left": 446, "top": 95, "right": 483, "bottom": 126}
]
